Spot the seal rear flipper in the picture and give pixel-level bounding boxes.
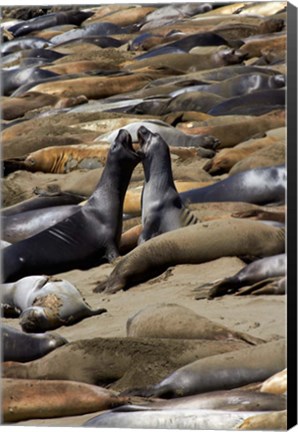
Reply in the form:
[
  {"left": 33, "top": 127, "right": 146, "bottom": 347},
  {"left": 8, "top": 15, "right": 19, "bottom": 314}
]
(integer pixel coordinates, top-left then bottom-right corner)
[{"left": 236, "top": 277, "right": 285, "bottom": 296}]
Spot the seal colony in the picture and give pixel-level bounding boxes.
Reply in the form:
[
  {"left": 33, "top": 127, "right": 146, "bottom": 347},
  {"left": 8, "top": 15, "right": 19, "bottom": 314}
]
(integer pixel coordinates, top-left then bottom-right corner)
[{"left": 1, "top": 2, "right": 287, "bottom": 428}]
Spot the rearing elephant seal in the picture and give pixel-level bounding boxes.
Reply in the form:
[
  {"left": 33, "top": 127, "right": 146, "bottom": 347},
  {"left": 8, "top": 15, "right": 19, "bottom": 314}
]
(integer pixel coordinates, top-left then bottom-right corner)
[
  {"left": 3, "top": 130, "right": 141, "bottom": 282},
  {"left": 2, "top": 275, "right": 107, "bottom": 332},
  {"left": 137, "top": 126, "right": 198, "bottom": 244}
]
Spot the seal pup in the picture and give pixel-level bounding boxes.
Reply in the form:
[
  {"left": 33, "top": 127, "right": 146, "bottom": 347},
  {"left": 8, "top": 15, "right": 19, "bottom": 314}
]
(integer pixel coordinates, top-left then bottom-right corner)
[
  {"left": 1, "top": 275, "right": 107, "bottom": 332},
  {"left": 137, "top": 126, "right": 198, "bottom": 244},
  {"left": 8, "top": 10, "right": 93, "bottom": 37},
  {"left": 3, "top": 378, "right": 129, "bottom": 423},
  {"left": 2, "top": 324, "right": 68, "bottom": 362},
  {"left": 195, "top": 254, "right": 286, "bottom": 299},
  {"left": 94, "top": 219, "right": 285, "bottom": 294},
  {"left": 2, "top": 130, "right": 141, "bottom": 282}
]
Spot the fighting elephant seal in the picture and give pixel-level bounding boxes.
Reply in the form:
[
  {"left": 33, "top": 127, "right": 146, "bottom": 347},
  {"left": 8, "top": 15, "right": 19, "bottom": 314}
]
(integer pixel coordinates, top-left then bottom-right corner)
[
  {"left": 2, "top": 378, "right": 129, "bottom": 423},
  {"left": 1, "top": 275, "right": 107, "bottom": 332},
  {"left": 137, "top": 126, "right": 198, "bottom": 244},
  {"left": 2, "top": 324, "right": 68, "bottom": 362},
  {"left": 94, "top": 219, "right": 285, "bottom": 294},
  {"left": 127, "top": 303, "right": 263, "bottom": 345},
  {"left": 195, "top": 254, "right": 286, "bottom": 299},
  {"left": 2, "top": 130, "right": 141, "bottom": 282},
  {"left": 128, "top": 339, "right": 286, "bottom": 398}
]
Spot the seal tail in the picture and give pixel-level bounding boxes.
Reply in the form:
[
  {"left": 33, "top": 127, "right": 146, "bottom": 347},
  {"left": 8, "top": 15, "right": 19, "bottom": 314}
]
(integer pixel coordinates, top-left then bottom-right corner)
[{"left": 89, "top": 307, "right": 107, "bottom": 317}]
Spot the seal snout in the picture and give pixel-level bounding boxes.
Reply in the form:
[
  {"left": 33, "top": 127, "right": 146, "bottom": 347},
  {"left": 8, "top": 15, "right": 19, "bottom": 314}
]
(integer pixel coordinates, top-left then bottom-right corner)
[{"left": 137, "top": 126, "right": 150, "bottom": 147}]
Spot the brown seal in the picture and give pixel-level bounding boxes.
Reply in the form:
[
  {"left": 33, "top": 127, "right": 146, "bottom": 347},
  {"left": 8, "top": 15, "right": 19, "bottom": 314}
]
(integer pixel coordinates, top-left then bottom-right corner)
[
  {"left": 2, "top": 378, "right": 130, "bottom": 422},
  {"left": 94, "top": 219, "right": 285, "bottom": 294},
  {"left": 127, "top": 303, "right": 263, "bottom": 345},
  {"left": 237, "top": 410, "right": 287, "bottom": 430},
  {"left": 123, "top": 48, "right": 246, "bottom": 74},
  {"left": 2, "top": 337, "right": 249, "bottom": 391},
  {"left": 29, "top": 70, "right": 169, "bottom": 99},
  {"left": 204, "top": 129, "right": 285, "bottom": 175},
  {"left": 260, "top": 369, "right": 287, "bottom": 395},
  {"left": 176, "top": 110, "right": 285, "bottom": 148}
]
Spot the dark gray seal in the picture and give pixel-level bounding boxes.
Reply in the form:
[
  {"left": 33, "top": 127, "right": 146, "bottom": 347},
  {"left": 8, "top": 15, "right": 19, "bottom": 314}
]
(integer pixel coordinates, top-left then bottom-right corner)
[
  {"left": 208, "top": 89, "right": 285, "bottom": 116},
  {"left": 195, "top": 254, "right": 286, "bottom": 299},
  {"left": 137, "top": 126, "right": 197, "bottom": 244},
  {"left": 1, "top": 275, "right": 107, "bottom": 332},
  {"left": 8, "top": 10, "right": 93, "bottom": 37},
  {"left": 2, "top": 130, "right": 141, "bottom": 282},
  {"left": 1, "top": 37, "right": 53, "bottom": 55},
  {"left": 2, "top": 324, "right": 68, "bottom": 362},
  {"left": 50, "top": 22, "right": 128, "bottom": 45},
  {"left": 128, "top": 339, "right": 286, "bottom": 398},
  {"left": 180, "top": 165, "right": 286, "bottom": 205},
  {"left": 2, "top": 67, "right": 58, "bottom": 96}
]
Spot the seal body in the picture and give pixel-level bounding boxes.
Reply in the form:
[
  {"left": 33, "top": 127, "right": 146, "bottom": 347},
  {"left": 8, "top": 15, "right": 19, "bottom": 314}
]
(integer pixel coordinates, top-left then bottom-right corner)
[
  {"left": 180, "top": 165, "right": 286, "bottom": 205},
  {"left": 2, "top": 324, "right": 68, "bottom": 362},
  {"left": 197, "top": 253, "right": 286, "bottom": 298},
  {"left": 134, "top": 339, "right": 286, "bottom": 398},
  {"left": 1, "top": 275, "right": 107, "bottom": 332},
  {"left": 95, "top": 218, "right": 285, "bottom": 294},
  {"left": 2, "top": 130, "right": 141, "bottom": 282},
  {"left": 137, "top": 126, "right": 194, "bottom": 244}
]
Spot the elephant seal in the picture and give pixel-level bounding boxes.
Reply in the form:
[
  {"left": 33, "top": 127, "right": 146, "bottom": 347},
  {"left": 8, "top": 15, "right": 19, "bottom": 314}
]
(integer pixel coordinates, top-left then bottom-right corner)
[
  {"left": 2, "top": 67, "right": 59, "bottom": 96},
  {"left": 2, "top": 378, "right": 129, "bottom": 423},
  {"left": 179, "top": 165, "right": 286, "bottom": 205},
  {"left": 2, "top": 92, "right": 60, "bottom": 121},
  {"left": 2, "top": 193, "right": 84, "bottom": 217},
  {"left": 237, "top": 410, "right": 287, "bottom": 430},
  {"left": 137, "top": 126, "right": 197, "bottom": 244},
  {"left": 50, "top": 22, "right": 128, "bottom": 45},
  {"left": 208, "top": 89, "right": 285, "bottom": 116},
  {"left": 96, "top": 120, "right": 220, "bottom": 150},
  {"left": 260, "top": 369, "right": 287, "bottom": 395},
  {"left": 1, "top": 37, "right": 53, "bottom": 55},
  {"left": 204, "top": 131, "right": 284, "bottom": 175},
  {"left": 2, "top": 205, "right": 80, "bottom": 243},
  {"left": 124, "top": 49, "right": 246, "bottom": 73},
  {"left": 83, "top": 408, "right": 269, "bottom": 429},
  {"left": 94, "top": 219, "right": 285, "bottom": 294},
  {"left": 2, "top": 324, "right": 68, "bottom": 362},
  {"left": 2, "top": 130, "right": 141, "bottom": 282},
  {"left": 127, "top": 303, "right": 263, "bottom": 345},
  {"left": 195, "top": 254, "right": 286, "bottom": 299},
  {"left": 128, "top": 339, "right": 286, "bottom": 398},
  {"left": 1, "top": 275, "right": 107, "bottom": 332},
  {"left": 132, "top": 390, "right": 286, "bottom": 412},
  {"left": 6, "top": 144, "right": 110, "bottom": 174},
  {"left": 8, "top": 10, "right": 93, "bottom": 37},
  {"left": 2, "top": 337, "right": 249, "bottom": 390}
]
